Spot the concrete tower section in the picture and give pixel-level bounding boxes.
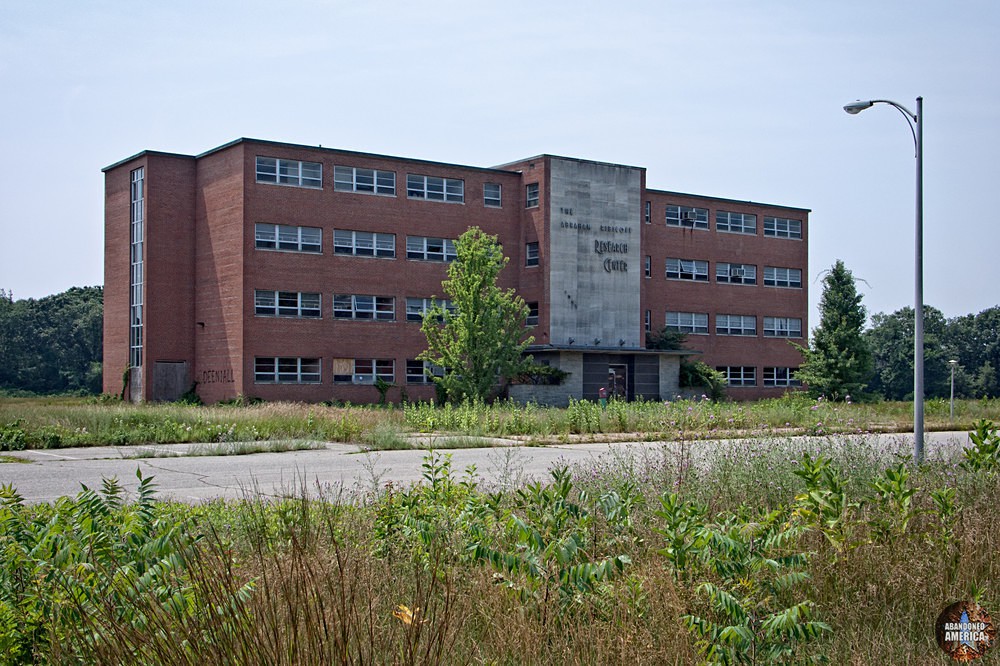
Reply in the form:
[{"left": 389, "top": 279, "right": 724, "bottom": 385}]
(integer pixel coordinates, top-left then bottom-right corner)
[{"left": 547, "top": 157, "right": 643, "bottom": 350}]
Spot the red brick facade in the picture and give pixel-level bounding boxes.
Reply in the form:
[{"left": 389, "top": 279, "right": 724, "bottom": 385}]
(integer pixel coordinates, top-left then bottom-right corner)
[{"left": 103, "top": 139, "right": 809, "bottom": 403}]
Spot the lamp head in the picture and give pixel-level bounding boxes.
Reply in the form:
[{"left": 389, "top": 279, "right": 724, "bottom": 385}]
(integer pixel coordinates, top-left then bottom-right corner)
[
  {"left": 843, "top": 100, "right": 874, "bottom": 115},
  {"left": 949, "top": 359, "right": 958, "bottom": 366}
]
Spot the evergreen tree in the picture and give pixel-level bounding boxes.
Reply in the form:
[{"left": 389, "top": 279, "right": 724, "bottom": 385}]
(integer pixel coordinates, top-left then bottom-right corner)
[
  {"left": 794, "top": 260, "right": 872, "bottom": 400},
  {"left": 418, "top": 227, "right": 534, "bottom": 403}
]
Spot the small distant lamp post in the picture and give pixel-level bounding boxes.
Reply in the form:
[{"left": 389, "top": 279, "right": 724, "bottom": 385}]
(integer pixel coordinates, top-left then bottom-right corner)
[
  {"left": 843, "top": 96, "right": 924, "bottom": 463},
  {"left": 949, "top": 359, "right": 958, "bottom": 421}
]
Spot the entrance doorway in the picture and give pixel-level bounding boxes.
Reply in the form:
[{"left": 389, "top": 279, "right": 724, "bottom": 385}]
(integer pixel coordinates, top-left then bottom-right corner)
[{"left": 607, "top": 364, "right": 628, "bottom": 399}]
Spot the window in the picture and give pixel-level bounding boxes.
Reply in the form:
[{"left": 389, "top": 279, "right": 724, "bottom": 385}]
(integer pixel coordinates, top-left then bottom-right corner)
[
  {"left": 645, "top": 310, "right": 651, "bottom": 332},
  {"left": 666, "top": 205, "right": 709, "bottom": 229},
  {"left": 406, "top": 174, "right": 464, "bottom": 202},
  {"left": 763, "top": 316, "right": 803, "bottom": 338},
  {"left": 764, "top": 367, "right": 801, "bottom": 387},
  {"left": 718, "top": 366, "right": 756, "bottom": 387},
  {"left": 333, "top": 230, "right": 395, "bottom": 258},
  {"left": 254, "top": 223, "right": 322, "bottom": 253},
  {"left": 254, "top": 357, "right": 321, "bottom": 383},
  {"left": 716, "top": 262, "right": 757, "bottom": 285},
  {"left": 644, "top": 256, "right": 651, "bottom": 278},
  {"left": 406, "top": 236, "right": 457, "bottom": 262},
  {"left": 333, "top": 165, "right": 395, "bottom": 195},
  {"left": 666, "top": 311, "right": 709, "bottom": 334},
  {"left": 716, "top": 211, "right": 757, "bottom": 234},
  {"left": 255, "top": 156, "right": 322, "bottom": 188},
  {"left": 405, "top": 297, "right": 456, "bottom": 321},
  {"left": 525, "top": 242, "right": 539, "bottom": 267},
  {"left": 484, "top": 182, "right": 502, "bottom": 207},
  {"left": 764, "top": 216, "right": 802, "bottom": 239},
  {"left": 526, "top": 183, "right": 539, "bottom": 208},
  {"left": 716, "top": 314, "right": 757, "bottom": 336},
  {"left": 406, "top": 359, "right": 445, "bottom": 384},
  {"left": 254, "top": 290, "right": 321, "bottom": 318},
  {"left": 526, "top": 302, "right": 539, "bottom": 326},
  {"left": 644, "top": 201, "right": 651, "bottom": 224},
  {"left": 129, "top": 167, "right": 144, "bottom": 369},
  {"left": 666, "top": 258, "right": 709, "bottom": 282},
  {"left": 336, "top": 359, "right": 394, "bottom": 384},
  {"left": 764, "top": 266, "right": 802, "bottom": 288},
  {"left": 333, "top": 294, "right": 395, "bottom": 321}
]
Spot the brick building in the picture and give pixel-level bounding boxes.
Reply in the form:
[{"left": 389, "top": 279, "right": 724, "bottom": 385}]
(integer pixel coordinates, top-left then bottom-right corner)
[{"left": 103, "top": 138, "right": 808, "bottom": 405}]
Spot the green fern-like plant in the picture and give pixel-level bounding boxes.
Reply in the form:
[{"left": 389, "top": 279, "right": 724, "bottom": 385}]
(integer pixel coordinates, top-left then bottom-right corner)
[
  {"left": 470, "top": 467, "right": 630, "bottom": 623},
  {"left": 682, "top": 507, "right": 831, "bottom": 665}
]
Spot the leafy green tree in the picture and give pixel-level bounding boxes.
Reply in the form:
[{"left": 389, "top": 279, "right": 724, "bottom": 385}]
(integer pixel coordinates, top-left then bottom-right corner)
[
  {"left": 646, "top": 326, "right": 687, "bottom": 351},
  {"left": 0, "top": 286, "right": 103, "bottom": 394},
  {"left": 794, "top": 260, "right": 872, "bottom": 400},
  {"left": 865, "top": 306, "right": 950, "bottom": 400},
  {"left": 419, "top": 227, "right": 534, "bottom": 403},
  {"left": 944, "top": 307, "right": 1000, "bottom": 397}
]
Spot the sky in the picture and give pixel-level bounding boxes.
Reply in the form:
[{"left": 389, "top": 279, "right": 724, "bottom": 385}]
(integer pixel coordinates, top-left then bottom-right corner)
[{"left": 1, "top": 0, "right": 997, "bottom": 328}]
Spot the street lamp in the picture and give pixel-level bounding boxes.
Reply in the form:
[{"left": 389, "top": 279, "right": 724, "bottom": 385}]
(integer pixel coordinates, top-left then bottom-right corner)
[
  {"left": 949, "top": 359, "right": 958, "bottom": 421},
  {"left": 843, "top": 96, "right": 924, "bottom": 463}
]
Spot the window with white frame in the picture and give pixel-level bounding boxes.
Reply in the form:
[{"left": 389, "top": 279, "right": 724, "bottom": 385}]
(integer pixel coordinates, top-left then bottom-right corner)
[
  {"left": 333, "top": 230, "right": 395, "bottom": 257},
  {"left": 666, "top": 258, "right": 710, "bottom": 282},
  {"left": 666, "top": 205, "right": 709, "bottom": 229},
  {"left": 254, "top": 223, "right": 322, "bottom": 253},
  {"left": 718, "top": 366, "right": 756, "bottom": 387},
  {"left": 333, "top": 165, "right": 395, "bottom": 195},
  {"left": 645, "top": 310, "right": 651, "bottom": 332},
  {"left": 716, "top": 314, "right": 757, "bottom": 336},
  {"left": 666, "top": 311, "right": 709, "bottom": 334},
  {"left": 254, "top": 357, "right": 322, "bottom": 383},
  {"left": 716, "top": 262, "right": 757, "bottom": 285},
  {"left": 763, "top": 216, "right": 802, "bottom": 239},
  {"left": 763, "top": 316, "right": 803, "bottom": 338},
  {"left": 526, "top": 183, "right": 539, "bottom": 208},
  {"left": 525, "top": 242, "right": 539, "bottom": 267},
  {"left": 406, "top": 236, "right": 457, "bottom": 262},
  {"left": 644, "top": 255, "right": 651, "bottom": 278},
  {"left": 254, "top": 290, "right": 321, "bottom": 318},
  {"left": 255, "top": 156, "right": 322, "bottom": 188},
  {"left": 333, "top": 294, "right": 395, "bottom": 321},
  {"left": 764, "top": 367, "right": 801, "bottom": 387},
  {"left": 405, "top": 359, "right": 445, "bottom": 384},
  {"left": 716, "top": 211, "right": 757, "bottom": 234},
  {"left": 484, "top": 182, "right": 502, "bottom": 207},
  {"left": 333, "top": 358, "right": 394, "bottom": 384},
  {"left": 644, "top": 201, "right": 651, "bottom": 224},
  {"left": 405, "top": 297, "right": 456, "bottom": 321},
  {"left": 526, "top": 302, "right": 539, "bottom": 326},
  {"left": 406, "top": 174, "right": 464, "bottom": 202},
  {"left": 764, "top": 266, "right": 802, "bottom": 288}
]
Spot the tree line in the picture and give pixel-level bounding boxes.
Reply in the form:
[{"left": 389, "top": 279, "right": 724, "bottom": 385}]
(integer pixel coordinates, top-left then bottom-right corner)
[
  {"left": 796, "top": 260, "right": 1000, "bottom": 401},
  {"left": 0, "top": 286, "right": 103, "bottom": 394}
]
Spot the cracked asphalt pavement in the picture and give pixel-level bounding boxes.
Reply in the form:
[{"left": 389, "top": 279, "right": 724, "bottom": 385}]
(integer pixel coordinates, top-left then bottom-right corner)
[{"left": 0, "top": 431, "right": 971, "bottom": 504}]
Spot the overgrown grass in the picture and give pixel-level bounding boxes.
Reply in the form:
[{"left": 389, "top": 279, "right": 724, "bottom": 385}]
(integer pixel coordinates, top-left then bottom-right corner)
[
  {"left": 3, "top": 422, "right": 1000, "bottom": 663},
  {"left": 3, "top": 394, "right": 999, "bottom": 451}
]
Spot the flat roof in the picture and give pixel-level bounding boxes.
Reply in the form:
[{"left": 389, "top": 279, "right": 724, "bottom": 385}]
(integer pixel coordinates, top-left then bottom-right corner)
[
  {"left": 101, "top": 139, "right": 810, "bottom": 211},
  {"left": 647, "top": 188, "right": 811, "bottom": 213},
  {"left": 101, "top": 150, "right": 194, "bottom": 173}
]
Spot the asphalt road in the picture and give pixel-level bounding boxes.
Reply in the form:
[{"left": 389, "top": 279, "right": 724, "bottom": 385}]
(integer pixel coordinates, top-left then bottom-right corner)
[{"left": 0, "top": 430, "right": 973, "bottom": 504}]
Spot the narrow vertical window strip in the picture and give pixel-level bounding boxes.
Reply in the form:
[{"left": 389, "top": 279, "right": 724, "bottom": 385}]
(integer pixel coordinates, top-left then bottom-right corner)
[{"left": 129, "top": 167, "right": 144, "bottom": 369}]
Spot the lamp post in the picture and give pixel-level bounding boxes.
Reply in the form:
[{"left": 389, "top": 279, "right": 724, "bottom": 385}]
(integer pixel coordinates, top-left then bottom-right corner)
[
  {"left": 949, "top": 359, "right": 958, "bottom": 421},
  {"left": 843, "top": 96, "right": 924, "bottom": 463}
]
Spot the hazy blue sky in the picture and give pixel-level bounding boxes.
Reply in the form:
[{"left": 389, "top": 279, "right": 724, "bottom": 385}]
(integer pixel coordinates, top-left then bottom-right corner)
[{"left": 1, "top": 0, "right": 997, "bottom": 327}]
